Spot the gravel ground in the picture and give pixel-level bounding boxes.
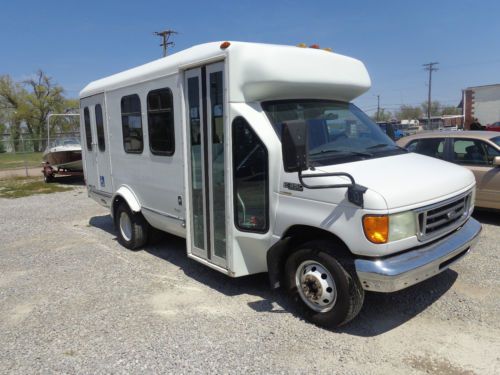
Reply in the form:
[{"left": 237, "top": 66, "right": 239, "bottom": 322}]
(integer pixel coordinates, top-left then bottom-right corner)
[{"left": 0, "top": 187, "right": 499, "bottom": 374}]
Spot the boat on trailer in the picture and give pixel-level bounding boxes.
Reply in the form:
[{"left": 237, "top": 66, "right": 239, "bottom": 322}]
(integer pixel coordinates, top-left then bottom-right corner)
[{"left": 42, "top": 137, "right": 83, "bottom": 182}]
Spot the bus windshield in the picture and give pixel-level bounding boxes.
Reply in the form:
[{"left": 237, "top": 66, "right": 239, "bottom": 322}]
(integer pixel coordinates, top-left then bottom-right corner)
[{"left": 262, "top": 100, "right": 405, "bottom": 166}]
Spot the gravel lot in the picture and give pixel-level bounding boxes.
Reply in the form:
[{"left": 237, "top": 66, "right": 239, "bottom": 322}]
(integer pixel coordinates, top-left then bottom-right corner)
[{"left": 0, "top": 186, "right": 499, "bottom": 374}]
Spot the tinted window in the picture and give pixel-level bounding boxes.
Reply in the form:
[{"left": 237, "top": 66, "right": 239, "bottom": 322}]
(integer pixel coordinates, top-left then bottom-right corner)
[
  {"left": 83, "top": 107, "right": 92, "bottom": 151},
  {"left": 121, "top": 94, "right": 143, "bottom": 153},
  {"left": 491, "top": 136, "right": 500, "bottom": 147},
  {"left": 451, "top": 139, "right": 489, "bottom": 165},
  {"left": 232, "top": 117, "right": 269, "bottom": 232},
  {"left": 407, "top": 138, "right": 445, "bottom": 159},
  {"left": 95, "top": 104, "right": 105, "bottom": 152},
  {"left": 147, "top": 88, "right": 175, "bottom": 155}
]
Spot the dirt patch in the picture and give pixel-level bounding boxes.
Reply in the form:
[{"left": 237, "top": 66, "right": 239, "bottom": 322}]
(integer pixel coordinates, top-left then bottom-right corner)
[{"left": 406, "top": 355, "right": 476, "bottom": 375}]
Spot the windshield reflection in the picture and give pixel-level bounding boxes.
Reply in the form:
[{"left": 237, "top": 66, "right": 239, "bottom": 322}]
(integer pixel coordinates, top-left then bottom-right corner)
[{"left": 262, "top": 100, "right": 404, "bottom": 165}]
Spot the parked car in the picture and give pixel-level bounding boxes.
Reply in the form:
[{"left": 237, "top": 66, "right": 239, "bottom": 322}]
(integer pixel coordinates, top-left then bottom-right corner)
[
  {"left": 397, "top": 131, "right": 500, "bottom": 210},
  {"left": 486, "top": 121, "right": 500, "bottom": 132},
  {"left": 377, "top": 122, "right": 404, "bottom": 140}
]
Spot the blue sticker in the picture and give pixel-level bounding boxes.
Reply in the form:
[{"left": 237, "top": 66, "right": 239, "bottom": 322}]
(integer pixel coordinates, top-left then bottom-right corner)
[{"left": 100, "top": 176, "right": 105, "bottom": 187}]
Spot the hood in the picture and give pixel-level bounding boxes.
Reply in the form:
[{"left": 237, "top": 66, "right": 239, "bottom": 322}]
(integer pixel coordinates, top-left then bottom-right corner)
[{"left": 315, "top": 152, "right": 475, "bottom": 210}]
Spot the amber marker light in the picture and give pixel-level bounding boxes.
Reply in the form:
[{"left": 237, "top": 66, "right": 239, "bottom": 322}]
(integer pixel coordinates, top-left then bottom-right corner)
[
  {"left": 296, "top": 43, "right": 307, "bottom": 48},
  {"left": 363, "top": 215, "right": 389, "bottom": 244},
  {"left": 220, "top": 41, "right": 231, "bottom": 49}
]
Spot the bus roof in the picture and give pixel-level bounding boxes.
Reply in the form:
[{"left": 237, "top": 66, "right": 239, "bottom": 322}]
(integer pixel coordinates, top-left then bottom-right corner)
[{"left": 80, "top": 41, "right": 371, "bottom": 102}]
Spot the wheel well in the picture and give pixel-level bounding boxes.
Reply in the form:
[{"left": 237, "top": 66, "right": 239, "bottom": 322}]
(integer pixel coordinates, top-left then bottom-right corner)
[
  {"left": 111, "top": 195, "right": 127, "bottom": 224},
  {"left": 267, "top": 225, "right": 353, "bottom": 289}
]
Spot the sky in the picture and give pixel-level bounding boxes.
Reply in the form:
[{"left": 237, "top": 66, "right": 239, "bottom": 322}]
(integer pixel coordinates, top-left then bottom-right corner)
[{"left": 1, "top": 0, "right": 499, "bottom": 116}]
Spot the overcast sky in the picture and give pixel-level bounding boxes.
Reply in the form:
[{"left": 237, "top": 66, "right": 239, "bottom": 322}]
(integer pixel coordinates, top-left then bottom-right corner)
[{"left": 1, "top": 0, "right": 499, "bottom": 115}]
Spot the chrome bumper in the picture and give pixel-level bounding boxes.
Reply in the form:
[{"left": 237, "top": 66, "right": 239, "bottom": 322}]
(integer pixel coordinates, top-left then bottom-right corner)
[{"left": 355, "top": 218, "right": 482, "bottom": 293}]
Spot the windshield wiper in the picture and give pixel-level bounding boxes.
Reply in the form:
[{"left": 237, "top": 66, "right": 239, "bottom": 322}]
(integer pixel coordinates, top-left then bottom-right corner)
[
  {"left": 310, "top": 149, "right": 373, "bottom": 157},
  {"left": 367, "top": 143, "right": 408, "bottom": 152},
  {"left": 367, "top": 143, "right": 392, "bottom": 149}
]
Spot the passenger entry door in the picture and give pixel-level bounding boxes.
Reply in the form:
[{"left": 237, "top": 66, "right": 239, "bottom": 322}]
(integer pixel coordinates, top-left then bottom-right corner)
[
  {"left": 81, "top": 94, "right": 113, "bottom": 195},
  {"left": 184, "top": 62, "right": 227, "bottom": 268}
]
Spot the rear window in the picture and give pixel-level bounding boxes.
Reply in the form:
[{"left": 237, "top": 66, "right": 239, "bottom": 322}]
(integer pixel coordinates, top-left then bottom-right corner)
[
  {"left": 83, "top": 107, "right": 92, "bottom": 151},
  {"left": 492, "top": 136, "right": 500, "bottom": 147}
]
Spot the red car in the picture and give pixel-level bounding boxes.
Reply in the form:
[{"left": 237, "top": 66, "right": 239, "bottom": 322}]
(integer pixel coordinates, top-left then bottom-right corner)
[{"left": 487, "top": 121, "right": 500, "bottom": 132}]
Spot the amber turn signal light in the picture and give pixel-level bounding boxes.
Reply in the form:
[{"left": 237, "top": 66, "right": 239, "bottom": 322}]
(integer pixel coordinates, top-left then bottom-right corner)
[{"left": 363, "top": 215, "right": 389, "bottom": 244}]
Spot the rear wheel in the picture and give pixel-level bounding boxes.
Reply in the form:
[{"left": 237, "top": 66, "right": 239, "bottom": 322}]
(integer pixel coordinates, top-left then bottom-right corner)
[
  {"left": 43, "top": 168, "right": 54, "bottom": 183},
  {"left": 284, "top": 241, "right": 364, "bottom": 328},
  {"left": 115, "top": 202, "right": 148, "bottom": 250}
]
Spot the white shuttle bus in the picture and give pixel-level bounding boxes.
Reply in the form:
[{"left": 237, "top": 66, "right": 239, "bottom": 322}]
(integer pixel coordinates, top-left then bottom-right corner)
[{"left": 80, "top": 42, "right": 481, "bottom": 327}]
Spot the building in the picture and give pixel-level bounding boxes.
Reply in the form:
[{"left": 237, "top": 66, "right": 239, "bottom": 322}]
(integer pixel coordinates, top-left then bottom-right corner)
[
  {"left": 418, "top": 115, "right": 464, "bottom": 130},
  {"left": 461, "top": 84, "right": 500, "bottom": 129}
]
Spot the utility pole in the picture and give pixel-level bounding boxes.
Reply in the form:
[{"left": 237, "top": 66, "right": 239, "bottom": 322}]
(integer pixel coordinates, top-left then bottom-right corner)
[
  {"left": 154, "top": 29, "right": 178, "bottom": 57},
  {"left": 376, "top": 94, "right": 380, "bottom": 121},
  {"left": 423, "top": 62, "right": 439, "bottom": 129}
]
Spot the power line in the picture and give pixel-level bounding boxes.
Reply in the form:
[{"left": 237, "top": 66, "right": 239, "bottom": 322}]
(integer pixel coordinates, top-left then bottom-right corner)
[{"left": 154, "top": 29, "right": 178, "bottom": 57}]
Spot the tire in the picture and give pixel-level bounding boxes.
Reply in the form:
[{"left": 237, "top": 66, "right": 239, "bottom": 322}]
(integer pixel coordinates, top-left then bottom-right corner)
[
  {"left": 115, "top": 202, "right": 148, "bottom": 250},
  {"left": 44, "top": 172, "right": 54, "bottom": 183},
  {"left": 284, "top": 240, "right": 364, "bottom": 328}
]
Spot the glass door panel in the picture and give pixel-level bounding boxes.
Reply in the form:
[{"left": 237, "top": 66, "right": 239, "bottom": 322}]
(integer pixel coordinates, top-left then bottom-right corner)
[
  {"left": 208, "top": 68, "right": 226, "bottom": 261},
  {"left": 185, "top": 62, "right": 226, "bottom": 268}
]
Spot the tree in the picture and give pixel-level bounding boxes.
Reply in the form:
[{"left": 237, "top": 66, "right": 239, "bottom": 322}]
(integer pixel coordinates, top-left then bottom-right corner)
[
  {"left": 0, "top": 71, "right": 73, "bottom": 152},
  {"left": 23, "top": 70, "right": 67, "bottom": 151},
  {"left": 420, "top": 101, "right": 442, "bottom": 118},
  {"left": 371, "top": 108, "right": 392, "bottom": 122},
  {"left": 0, "top": 75, "right": 26, "bottom": 151},
  {"left": 440, "top": 105, "right": 461, "bottom": 116},
  {"left": 396, "top": 105, "right": 422, "bottom": 121}
]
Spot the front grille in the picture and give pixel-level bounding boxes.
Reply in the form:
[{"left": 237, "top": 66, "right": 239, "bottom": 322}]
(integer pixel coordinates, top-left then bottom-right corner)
[{"left": 417, "top": 191, "right": 472, "bottom": 241}]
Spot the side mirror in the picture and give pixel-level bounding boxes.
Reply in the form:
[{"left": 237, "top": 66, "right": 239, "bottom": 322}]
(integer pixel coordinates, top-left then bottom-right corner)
[
  {"left": 281, "top": 120, "right": 309, "bottom": 172},
  {"left": 493, "top": 156, "right": 500, "bottom": 167}
]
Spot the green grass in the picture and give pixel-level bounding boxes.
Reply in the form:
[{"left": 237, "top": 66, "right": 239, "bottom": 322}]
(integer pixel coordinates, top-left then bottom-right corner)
[
  {"left": 0, "top": 152, "right": 44, "bottom": 170},
  {"left": 0, "top": 177, "right": 73, "bottom": 198}
]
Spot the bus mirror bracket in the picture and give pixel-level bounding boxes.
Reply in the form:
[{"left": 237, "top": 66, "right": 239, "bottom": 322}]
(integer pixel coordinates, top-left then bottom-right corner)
[{"left": 298, "top": 170, "right": 368, "bottom": 208}]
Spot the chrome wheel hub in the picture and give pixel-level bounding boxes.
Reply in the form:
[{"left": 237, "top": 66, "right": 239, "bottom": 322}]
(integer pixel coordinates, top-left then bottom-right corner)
[
  {"left": 295, "top": 260, "right": 337, "bottom": 313},
  {"left": 119, "top": 212, "right": 132, "bottom": 242}
]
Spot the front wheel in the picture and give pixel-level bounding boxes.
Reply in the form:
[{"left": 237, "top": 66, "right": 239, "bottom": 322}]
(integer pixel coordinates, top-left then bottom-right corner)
[
  {"left": 284, "top": 241, "right": 365, "bottom": 328},
  {"left": 115, "top": 202, "right": 148, "bottom": 250}
]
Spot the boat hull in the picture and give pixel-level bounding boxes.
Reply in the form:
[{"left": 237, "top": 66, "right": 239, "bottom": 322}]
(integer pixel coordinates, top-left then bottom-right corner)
[{"left": 43, "top": 148, "right": 83, "bottom": 171}]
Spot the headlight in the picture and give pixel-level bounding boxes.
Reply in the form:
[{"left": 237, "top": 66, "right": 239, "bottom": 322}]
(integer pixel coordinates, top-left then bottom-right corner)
[
  {"left": 469, "top": 188, "right": 476, "bottom": 214},
  {"left": 388, "top": 211, "right": 417, "bottom": 242},
  {"left": 363, "top": 211, "right": 417, "bottom": 244}
]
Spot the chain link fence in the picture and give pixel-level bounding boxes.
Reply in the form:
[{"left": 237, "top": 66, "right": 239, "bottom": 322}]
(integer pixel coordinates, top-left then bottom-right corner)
[{"left": 0, "top": 133, "right": 81, "bottom": 178}]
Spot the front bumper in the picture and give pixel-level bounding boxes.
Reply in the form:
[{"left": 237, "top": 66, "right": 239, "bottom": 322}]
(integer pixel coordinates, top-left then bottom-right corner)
[{"left": 355, "top": 217, "right": 482, "bottom": 293}]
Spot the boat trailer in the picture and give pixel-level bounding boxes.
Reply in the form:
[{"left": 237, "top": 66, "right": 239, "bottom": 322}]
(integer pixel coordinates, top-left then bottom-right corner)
[{"left": 42, "top": 162, "right": 83, "bottom": 183}]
